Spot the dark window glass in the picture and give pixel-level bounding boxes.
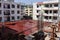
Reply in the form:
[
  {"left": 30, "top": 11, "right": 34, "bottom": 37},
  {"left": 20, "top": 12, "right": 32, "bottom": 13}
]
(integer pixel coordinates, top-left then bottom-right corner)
[
  {"left": 36, "top": 15, "right": 39, "bottom": 18},
  {"left": 45, "top": 10, "right": 48, "bottom": 14},
  {"left": 45, "top": 4, "right": 49, "bottom": 7},
  {"left": 17, "top": 16, "right": 20, "bottom": 19},
  {"left": 53, "top": 10, "right": 58, "bottom": 13},
  {"left": 30, "top": 12, "right": 32, "bottom": 13},
  {"left": 54, "top": 4, "right": 58, "bottom": 7},
  {"left": 4, "top": 10, "right": 10, "bottom": 15},
  {"left": 37, "top": 5, "right": 39, "bottom": 8},
  {"left": 12, "top": 16, "right": 15, "bottom": 20},
  {"left": 0, "top": 3, "right": 1, "bottom": 7},
  {"left": 37, "top": 10, "right": 40, "bottom": 13},
  {"left": 30, "top": 10, "right": 32, "bottom": 11},
  {"left": 0, "top": 17, "right": 2, "bottom": 22},
  {"left": 7, "top": 4, "right": 10, "bottom": 9},
  {"left": 0, "top": 10, "right": 2, "bottom": 14},
  {"left": 17, "top": 5, "right": 20, "bottom": 8},
  {"left": 17, "top": 11, "right": 20, "bottom": 14},
  {"left": 11, "top": 10, "right": 14, "bottom": 14},
  {"left": 53, "top": 17, "right": 57, "bottom": 20},
  {"left": 4, "top": 4, "right": 10, "bottom": 9},
  {"left": 50, "top": 4, "right": 52, "bottom": 7},
  {"left": 44, "top": 16, "right": 48, "bottom": 19},
  {"left": 12, "top": 4, "right": 15, "bottom": 8},
  {"left": 50, "top": 10, "right": 52, "bottom": 13},
  {"left": 49, "top": 16, "right": 51, "bottom": 19}
]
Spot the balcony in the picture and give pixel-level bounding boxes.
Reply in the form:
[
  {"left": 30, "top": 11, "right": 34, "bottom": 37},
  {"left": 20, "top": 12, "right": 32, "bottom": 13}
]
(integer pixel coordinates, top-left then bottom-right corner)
[
  {"left": 43, "top": 7, "right": 58, "bottom": 10},
  {"left": 43, "top": 19, "right": 49, "bottom": 22},
  {"left": 53, "top": 13, "right": 58, "bottom": 16},
  {"left": 48, "top": 19, "right": 53, "bottom": 22},
  {"left": 43, "top": 13, "right": 53, "bottom": 16}
]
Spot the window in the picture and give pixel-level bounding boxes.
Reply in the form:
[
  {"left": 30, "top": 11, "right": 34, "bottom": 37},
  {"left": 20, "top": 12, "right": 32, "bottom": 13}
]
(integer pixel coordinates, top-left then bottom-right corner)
[
  {"left": 37, "top": 5, "right": 39, "bottom": 8},
  {"left": 11, "top": 10, "right": 14, "bottom": 14},
  {"left": 17, "top": 16, "right": 20, "bottom": 19},
  {"left": 6, "top": 17, "right": 10, "bottom": 21},
  {"left": 17, "top": 5, "right": 20, "bottom": 8},
  {"left": 0, "top": 3, "right": 1, "bottom": 7},
  {"left": 12, "top": 4, "right": 15, "bottom": 8},
  {"left": 37, "top": 10, "right": 40, "bottom": 13},
  {"left": 0, "top": 17, "right": 2, "bottom": 21},
  {"left": 30, "top": 12, "right": 32, "bottom": 13},
  {"left": 49, "top": 16, "right": 51, "bottom": 19},
  {"left": 36, "top": 15, "right": 39, "bottom": 18},
  {"left": 50, "top": 10, "right": 52, "bottom": 13},
  {"left": 12, "top": 16, "right": 15, "bottom": 20},
  {"left": 53, "top": 16, "right": 57, "bottom": 20},
  {"left": 53, "top": 10, "right": 58, "bottom": 13},
  {"left": 44, "top": 10, "right": 48, "bottom": 14},
  {"left": 44, "top": 16, "right": 48, "bottom": 19},
  {"left": 30, "top": 10, "right": 32, "bottom": 11},
  {"left": 4, "top": 10, "right": 10, "bottom": 15},
  {"left": 4, "top": 4, "right": 10, "bottom": 9},
  {"left": 54, "top": 4, "right": 58, "bottom": 7},
  {"left": 45, "top": 4, "right": 49, "bottom": 7},
  {"left": 50, "top": 4, "right": 52, "bottom": 7},
  {"left": 21, "top": 6, "right": 24, "bottom": 9},
  {"left": 0, "top": 10, "right": 2, "bottom": 14},
  {"left": 26, "top": 12, "right": 28, "bottom": 13},
  {"left": 17, "top": 10, "right": 20, "bottom": 14},
  {"left": 7, "top": 4, "right": 10, "bottom": 9}
]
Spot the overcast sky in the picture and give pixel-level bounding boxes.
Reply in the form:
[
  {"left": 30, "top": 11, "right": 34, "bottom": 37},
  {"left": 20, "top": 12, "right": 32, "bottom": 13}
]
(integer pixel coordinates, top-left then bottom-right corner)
[{"left": 15, "top": 0, "right": 46, "bottom": 4}]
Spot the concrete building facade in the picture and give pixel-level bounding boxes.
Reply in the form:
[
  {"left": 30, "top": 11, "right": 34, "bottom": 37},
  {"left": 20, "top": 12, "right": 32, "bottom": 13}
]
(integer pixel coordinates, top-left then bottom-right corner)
[
  {"left": 24, "top": 5, "right": 33, "bottom": 16},
  {"left": 33, "top": 0, "right": 60, "bottom": 22},
  {"left": 0, "top": 0, "right": 25, "bottom": 22}
]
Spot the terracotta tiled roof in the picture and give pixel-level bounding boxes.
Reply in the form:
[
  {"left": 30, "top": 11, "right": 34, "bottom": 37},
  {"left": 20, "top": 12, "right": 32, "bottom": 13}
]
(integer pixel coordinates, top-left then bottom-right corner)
[
  {"left": 3, "top": 20, "right": 38, "bottom": 35},
  {"left": 37, "top": 2, "right": 43, "bottom": 4},
  {"left": 0, "top": 20, "right": 59, "bottom": 35}
]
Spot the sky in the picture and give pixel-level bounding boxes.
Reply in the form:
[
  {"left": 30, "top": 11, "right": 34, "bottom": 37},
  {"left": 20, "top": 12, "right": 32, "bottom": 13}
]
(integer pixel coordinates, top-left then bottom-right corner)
[{"left": 15, "top": 0, "right": 46, "bottom": 4}]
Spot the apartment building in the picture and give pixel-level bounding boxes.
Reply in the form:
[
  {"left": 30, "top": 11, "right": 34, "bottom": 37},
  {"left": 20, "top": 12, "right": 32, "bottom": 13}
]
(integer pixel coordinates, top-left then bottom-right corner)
[
  {"left": 24, "top": 5, "right": 33, "bottom": 16},
  {"left": 0, "top": 0, "right": 25, "bottom": 22},
  {"left": 33, "top": 0, "right": 60, "bottom": 22}
]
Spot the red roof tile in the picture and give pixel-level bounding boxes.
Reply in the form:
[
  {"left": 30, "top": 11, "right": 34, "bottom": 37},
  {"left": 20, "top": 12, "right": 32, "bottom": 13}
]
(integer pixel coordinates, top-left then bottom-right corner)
[
  {"left": 37, "top": 2, "right": 43, "bottom": 4},
  {"left": 0, "top": 20, "right": 60, "bottom": 35},
  {"left": 4, "top": 20, "right": 38, "bottom": 35}
]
